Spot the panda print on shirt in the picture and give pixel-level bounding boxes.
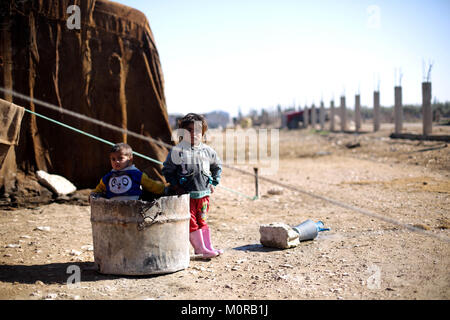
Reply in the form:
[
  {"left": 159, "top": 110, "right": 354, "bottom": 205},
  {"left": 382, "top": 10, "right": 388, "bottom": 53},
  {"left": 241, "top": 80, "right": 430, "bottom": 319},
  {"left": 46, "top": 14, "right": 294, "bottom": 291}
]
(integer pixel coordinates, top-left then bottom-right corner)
[{"left": 108, "top": 174, "right": 132, "bottom": 195}]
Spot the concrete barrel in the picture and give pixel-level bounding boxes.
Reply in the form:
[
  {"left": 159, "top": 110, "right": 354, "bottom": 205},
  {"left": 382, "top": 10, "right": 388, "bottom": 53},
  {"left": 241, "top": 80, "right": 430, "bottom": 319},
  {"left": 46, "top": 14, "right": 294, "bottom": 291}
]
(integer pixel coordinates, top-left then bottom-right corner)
[{"left": 90, "top": 194, "right": 190, "bottom": 275}]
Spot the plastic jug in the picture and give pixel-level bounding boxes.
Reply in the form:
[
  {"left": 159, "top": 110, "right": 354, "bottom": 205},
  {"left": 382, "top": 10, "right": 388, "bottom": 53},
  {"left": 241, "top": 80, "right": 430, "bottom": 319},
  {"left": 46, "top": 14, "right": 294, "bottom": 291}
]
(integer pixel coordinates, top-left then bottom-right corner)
[{"left": 292, "top": 219, "right": 330, "bottom": 241}]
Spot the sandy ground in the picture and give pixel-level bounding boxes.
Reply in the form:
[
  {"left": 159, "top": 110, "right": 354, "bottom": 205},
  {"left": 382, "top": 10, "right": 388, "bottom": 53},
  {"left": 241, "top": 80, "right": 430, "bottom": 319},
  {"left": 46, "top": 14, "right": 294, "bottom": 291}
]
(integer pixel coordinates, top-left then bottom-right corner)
[{"left": 0, "top": 122, "right": 449, "bottom": 300}]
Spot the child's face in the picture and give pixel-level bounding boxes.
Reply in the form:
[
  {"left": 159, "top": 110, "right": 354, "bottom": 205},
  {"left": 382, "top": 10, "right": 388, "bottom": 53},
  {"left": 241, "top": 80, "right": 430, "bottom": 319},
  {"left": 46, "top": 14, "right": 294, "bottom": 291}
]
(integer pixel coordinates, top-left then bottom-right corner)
[
  {"left": 184, "top": 122, "right": 203, "bottom": 146},
  {"left": 110, "top": 151, "right": 132, "bottom": 171}
]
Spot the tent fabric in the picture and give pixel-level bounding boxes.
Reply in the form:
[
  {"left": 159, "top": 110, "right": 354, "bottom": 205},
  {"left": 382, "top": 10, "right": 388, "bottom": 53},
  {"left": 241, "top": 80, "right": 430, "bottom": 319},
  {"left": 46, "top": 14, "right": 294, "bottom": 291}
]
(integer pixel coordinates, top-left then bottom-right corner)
[
  {"left": 0, "top": 99, "right": 25, "bottom": 191},
  {"left": 0, "top": 99, "right": 24, "bottom": 146},
  {"left": 0, "top": 0, "right": 173, "bottom": 189}
]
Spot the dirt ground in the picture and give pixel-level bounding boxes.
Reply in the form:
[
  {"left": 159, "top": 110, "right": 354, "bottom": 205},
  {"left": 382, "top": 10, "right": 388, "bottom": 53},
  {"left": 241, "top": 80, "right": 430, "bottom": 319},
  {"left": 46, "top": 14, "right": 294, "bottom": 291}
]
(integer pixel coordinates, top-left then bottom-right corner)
[{"left": 1, "top": 122, "right": 449, "bottom": 300}]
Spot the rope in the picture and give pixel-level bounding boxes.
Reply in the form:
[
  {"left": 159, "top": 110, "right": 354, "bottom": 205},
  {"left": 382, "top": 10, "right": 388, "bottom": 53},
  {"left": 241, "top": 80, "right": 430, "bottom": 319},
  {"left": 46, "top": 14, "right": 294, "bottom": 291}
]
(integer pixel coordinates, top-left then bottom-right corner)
[
  {"left": 11, "top": 98, "right": 256, "bottom": 199},
  {"left": 0, "top": 88, "right": 175, "bottom": 150},
  {"left": 0, "top": 87, "right": 256, "bottom": 187},
  {"left": 24, "top": 108, "right": 164, "bottom": 166},
  {"left": 215, "top": 185, "right": 257, "bottom": 201},
  {"left": 218, "top": 161, "right": 450, "bottom": 242},
  {"left": 255, "top": 175, "right": 450, "bottom": 243},
  {"left": 2, "top": 87, "right": 449, "bottom": 243}
]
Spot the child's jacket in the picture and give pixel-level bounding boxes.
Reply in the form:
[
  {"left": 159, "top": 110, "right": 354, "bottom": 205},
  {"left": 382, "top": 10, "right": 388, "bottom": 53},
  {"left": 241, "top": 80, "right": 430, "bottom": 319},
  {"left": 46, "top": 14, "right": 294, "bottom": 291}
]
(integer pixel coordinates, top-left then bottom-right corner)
[{"left": 162, "top": 141, "right": 222, "bottom": 199}]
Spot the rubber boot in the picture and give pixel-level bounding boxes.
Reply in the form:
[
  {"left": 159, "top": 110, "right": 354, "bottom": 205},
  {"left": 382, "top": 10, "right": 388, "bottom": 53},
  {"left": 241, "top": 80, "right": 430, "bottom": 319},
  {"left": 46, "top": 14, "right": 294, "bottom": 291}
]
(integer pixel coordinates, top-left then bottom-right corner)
[
  {"left": 201, "top": 227, "right": 223, "bottom": 255},
  {"left": 189, "top": 229, "right": 218, "bottom": 258}
]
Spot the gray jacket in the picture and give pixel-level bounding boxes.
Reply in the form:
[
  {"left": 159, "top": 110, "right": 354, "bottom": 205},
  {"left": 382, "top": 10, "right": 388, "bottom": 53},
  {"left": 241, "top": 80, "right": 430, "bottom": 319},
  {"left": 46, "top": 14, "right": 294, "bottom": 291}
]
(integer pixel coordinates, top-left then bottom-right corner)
[{"left": 162, "top": 141, "right": 222, "bottom": 199}]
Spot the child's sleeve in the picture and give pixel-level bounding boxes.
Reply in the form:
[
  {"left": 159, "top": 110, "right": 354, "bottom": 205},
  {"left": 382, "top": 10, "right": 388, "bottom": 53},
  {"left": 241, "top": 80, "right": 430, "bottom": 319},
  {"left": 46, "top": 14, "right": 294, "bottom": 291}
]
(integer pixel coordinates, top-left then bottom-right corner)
[
  {"left": 210, "top": 150, "right": 222, "bottom": 186},
  {"left": 162, "top": 150, "right": 179, "bottom": 186},
  {"left": 141, "top": 173, "right": 165, "bottom": 195},
  {"left": 92, "top": 179, "right": 106, "bottom": 194}
]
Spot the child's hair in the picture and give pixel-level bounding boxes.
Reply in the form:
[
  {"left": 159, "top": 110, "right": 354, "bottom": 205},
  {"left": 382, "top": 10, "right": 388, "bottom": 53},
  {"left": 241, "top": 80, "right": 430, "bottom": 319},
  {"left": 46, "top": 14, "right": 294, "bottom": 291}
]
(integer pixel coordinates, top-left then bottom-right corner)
[
  {"left": 178, "top": 113, "right": 208, "bottom": 136},
  {"left": 110, "top": 143, "right": 133, "bottom": 156}
]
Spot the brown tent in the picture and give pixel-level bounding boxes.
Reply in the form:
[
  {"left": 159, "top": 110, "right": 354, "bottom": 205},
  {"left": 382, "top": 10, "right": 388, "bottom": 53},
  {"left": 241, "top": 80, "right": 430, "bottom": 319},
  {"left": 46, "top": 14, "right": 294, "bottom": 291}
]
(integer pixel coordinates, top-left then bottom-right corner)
[{"left": 0, "top": 0, "right": 173, "bottom": 192}]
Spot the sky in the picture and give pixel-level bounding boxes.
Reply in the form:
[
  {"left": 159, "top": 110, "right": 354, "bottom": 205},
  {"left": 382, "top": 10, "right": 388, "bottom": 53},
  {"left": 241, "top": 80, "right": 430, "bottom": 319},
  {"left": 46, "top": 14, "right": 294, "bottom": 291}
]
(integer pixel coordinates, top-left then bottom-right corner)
[{"left": 114, "top": 0, "right": 450, "bottom": 117}]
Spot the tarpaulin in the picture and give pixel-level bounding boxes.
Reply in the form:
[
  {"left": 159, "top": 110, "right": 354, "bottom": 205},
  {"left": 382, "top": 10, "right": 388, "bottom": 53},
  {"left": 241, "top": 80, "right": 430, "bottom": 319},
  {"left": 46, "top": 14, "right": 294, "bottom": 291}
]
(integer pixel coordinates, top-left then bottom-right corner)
[
  {"left": 0, "top": 0, "right": 172, "bottom": 188},
  {"left": 0, "top": 98, "right": 25, "bottom": 191}
]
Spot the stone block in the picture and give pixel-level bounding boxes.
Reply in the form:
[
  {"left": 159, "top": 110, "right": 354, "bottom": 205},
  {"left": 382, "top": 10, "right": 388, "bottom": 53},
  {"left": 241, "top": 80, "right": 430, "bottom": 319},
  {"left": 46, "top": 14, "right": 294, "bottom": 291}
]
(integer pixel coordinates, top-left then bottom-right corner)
[
  {"left": 36, "top": 170, "right": 76, "bottom": 196},
  {"left": 259, "top": 223, "right": 299, "bottom": 249}
]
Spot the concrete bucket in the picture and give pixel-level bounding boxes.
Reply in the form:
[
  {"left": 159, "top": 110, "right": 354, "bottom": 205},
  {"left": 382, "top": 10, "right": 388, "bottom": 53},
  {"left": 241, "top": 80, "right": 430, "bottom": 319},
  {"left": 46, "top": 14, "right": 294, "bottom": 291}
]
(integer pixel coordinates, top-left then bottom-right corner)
[{"left": 90, "top": 194, "right": 190, "bottom": 275}]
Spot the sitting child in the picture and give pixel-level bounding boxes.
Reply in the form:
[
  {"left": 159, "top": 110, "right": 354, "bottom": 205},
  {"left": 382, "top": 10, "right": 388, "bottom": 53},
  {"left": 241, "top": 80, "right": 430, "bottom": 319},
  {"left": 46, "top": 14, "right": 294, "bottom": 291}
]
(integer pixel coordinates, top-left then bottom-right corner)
[{"left": 91, "top": 143, "right": 167, "bottom": 200}]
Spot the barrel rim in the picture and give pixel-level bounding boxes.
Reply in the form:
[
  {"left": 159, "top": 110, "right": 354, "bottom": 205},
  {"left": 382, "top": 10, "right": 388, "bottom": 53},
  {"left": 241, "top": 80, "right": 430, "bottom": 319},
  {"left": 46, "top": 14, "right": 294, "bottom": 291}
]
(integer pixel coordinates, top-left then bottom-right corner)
[{"left": 90, "top": 194, "right": 190, "bottom": 229}]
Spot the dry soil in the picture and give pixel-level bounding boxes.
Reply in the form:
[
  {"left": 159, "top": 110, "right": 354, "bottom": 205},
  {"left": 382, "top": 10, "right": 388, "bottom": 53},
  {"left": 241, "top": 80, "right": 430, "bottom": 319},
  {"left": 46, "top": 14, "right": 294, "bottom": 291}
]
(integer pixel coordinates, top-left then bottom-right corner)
[{"left": 1, "top": 122, "right": 449, "bottom": 300}]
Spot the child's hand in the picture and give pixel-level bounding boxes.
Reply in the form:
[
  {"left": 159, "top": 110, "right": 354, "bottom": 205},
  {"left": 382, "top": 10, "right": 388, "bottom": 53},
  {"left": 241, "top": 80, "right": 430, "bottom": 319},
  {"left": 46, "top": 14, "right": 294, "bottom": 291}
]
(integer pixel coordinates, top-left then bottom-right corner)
[
  {"left": 89, "top": 192, "right": 99, "bottom": 203},
  {"left": 209, "top": 185, "right": 214, "bottom": 194}
]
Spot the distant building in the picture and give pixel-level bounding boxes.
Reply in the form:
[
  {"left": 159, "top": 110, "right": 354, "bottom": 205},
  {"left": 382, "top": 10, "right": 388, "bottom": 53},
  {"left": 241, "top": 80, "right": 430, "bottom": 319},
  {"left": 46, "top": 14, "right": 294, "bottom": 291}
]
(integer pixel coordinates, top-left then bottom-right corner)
[
  {"left": 204, "top": 110, "right": 230, "bottom": 129},
  {"left": 282, "top": 109, "right": 326, "bottom": 129},
  {"left": 168, "top": 111, "right": 231, "bottom": 130}
]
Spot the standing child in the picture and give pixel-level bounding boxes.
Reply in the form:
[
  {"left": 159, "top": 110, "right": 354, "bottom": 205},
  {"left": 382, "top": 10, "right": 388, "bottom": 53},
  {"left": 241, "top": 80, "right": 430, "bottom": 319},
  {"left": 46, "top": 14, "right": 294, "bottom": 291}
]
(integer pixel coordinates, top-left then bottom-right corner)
[
  {"left": 91, "top": 143, "right": 167, "bottom": 200},
  {"left": 163, "top": 113, "right": 223, "bottom": 258}
]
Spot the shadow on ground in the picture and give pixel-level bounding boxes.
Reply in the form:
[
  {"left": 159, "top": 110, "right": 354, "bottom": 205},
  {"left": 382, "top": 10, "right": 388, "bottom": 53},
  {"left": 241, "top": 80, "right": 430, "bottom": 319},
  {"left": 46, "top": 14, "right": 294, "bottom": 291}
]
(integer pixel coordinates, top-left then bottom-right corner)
[
  {"left": 0, "top": 261, "right": 169, "bottom": 285},
  {"left": 233, "top": 244, "right": 284, "bottom": 252}
]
